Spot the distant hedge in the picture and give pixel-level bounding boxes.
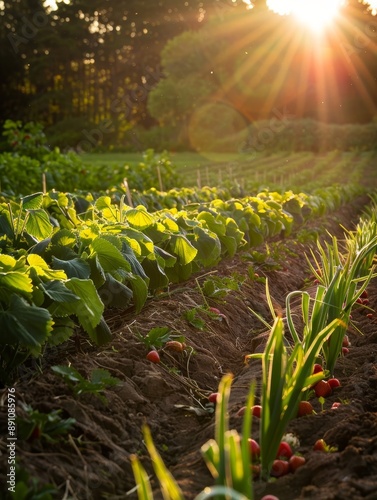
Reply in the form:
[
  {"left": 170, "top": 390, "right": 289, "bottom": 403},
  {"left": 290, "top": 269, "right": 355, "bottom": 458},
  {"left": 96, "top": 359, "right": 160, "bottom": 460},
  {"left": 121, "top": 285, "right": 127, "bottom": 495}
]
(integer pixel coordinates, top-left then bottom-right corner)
[{"left": 242, "top": 119, "right": 377, "bottom": 154}]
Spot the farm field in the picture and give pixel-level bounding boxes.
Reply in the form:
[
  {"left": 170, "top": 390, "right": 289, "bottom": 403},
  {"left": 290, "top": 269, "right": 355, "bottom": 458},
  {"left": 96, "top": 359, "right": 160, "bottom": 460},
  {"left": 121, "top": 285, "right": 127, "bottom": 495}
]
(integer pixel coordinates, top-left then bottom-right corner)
[
  {"left": 82, "top": 150, "right": 377, "bottom": 191},
  {"left": 1, "top": 154, "right": 377, "bottom": 499}
]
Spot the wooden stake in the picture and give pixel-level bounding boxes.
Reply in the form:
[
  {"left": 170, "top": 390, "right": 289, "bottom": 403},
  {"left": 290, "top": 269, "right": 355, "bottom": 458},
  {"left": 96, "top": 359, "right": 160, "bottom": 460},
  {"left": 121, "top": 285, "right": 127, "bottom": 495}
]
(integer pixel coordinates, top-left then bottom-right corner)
[
  {"left": 157, "top": 165, "right": 163, "bottom": 191},
  {"left": 42, "top": 172, "right": 46, "bottom": 194},
  {"left": 123, "top": 178, "right": 133, "bottom": 207}
]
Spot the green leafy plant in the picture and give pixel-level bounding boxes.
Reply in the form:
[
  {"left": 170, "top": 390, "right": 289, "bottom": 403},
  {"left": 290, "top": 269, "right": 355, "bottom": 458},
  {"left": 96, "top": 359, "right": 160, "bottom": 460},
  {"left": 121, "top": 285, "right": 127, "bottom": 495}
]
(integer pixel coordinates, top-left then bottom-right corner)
[
  {"left": 7, "top": 466, "right": 58, "bottom": 500},
  {"left": 131, "top": 373, "right": 255, "bottom": 500},
  {"left": 51, "top": 365, "right": 120, "bottom": 403},
  {"left": 136, "top": 326, "right": 185, "bottom": 349},
  {"left": 201, "top": 274, "right": 245, "bottom": 299},
  {"left": 307, "top": 232, "right": 377, "bottom": 375},
  {"left": 201, "top": 374, "right": 255, "bottom": 498},
  {"left": 247, "top": 316, "right": 340, "bottom": 479},
  {"left": 17, "top": 404, "right": 76, "bottom": 443}
]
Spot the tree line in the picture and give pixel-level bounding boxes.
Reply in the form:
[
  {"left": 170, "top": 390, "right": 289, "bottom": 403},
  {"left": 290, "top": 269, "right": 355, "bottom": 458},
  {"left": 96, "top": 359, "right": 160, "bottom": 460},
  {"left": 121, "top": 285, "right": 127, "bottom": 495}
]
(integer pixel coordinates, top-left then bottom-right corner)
[{"left": 0, "top": 0, "right": 376, "bottom": 151}]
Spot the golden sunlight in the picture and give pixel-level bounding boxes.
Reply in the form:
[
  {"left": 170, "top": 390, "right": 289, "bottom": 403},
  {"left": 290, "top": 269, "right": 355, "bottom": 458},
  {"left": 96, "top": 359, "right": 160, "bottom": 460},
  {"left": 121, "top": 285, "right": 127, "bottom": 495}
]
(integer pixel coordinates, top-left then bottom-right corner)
[{"left": 267, "top": 0, "right": 345, "bottom": 33}]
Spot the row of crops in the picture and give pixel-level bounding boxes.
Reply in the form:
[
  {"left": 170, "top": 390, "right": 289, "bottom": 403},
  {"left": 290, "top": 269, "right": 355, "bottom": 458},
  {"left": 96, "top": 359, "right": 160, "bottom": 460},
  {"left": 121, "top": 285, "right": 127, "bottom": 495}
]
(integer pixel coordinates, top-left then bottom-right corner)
[
  {"left": 178, "top": 151, "right": 376, "bottom": 191},
  {"left": 130, "top": 190, "right": 377, "bottom": 500},
  {"left": 0, "top": 180, "right": 365, "bottom": 386}
]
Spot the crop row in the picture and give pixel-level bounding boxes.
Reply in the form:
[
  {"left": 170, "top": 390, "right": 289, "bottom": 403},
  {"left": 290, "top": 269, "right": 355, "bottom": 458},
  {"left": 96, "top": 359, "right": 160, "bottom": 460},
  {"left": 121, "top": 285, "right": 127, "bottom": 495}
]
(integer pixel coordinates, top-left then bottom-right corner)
[
  {"left": 0, "top": 183, "right": 362, "bottom": 384},
  {"left": 180, "top": 151, "right": 376, "bottom": 190},
  {"left": 131, "top": 196, "right": 377, "bottom": 500}
]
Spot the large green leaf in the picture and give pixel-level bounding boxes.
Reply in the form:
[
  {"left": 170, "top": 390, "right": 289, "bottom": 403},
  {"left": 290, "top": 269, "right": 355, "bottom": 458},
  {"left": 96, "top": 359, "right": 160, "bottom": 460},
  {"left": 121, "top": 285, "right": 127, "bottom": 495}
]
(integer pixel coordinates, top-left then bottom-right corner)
[
  {"left": 90, "top": 237, "right": 130, "bottom": 272},
  {"left": 0, "top": 213, "right": 13, "bottom": 239},
  {"left": 98, "top": 273, "right": 133, "bottom": 309},
  {"left": 25, "top": 209, "right": 54, "bottom": 241},
  {"left": 51, "top": 229, "right": 77, "bottom": 247},
  {"left": 121, "top": 241, "right": 148, "bottom": 279},
  {"left": 169, "top": 235, "right": 198, "bottom": 265},
  {"left": 191, "top": 227, "right": 221, "bottom": 267},
  {"left": 49, "top": 278, "right": 104, "bottom": 334},
  {"left": 28, "top": 254, "right": 67, "bottom": 281},
  {"left": 41, "top": 280, "right": 81, "bottom": 303},
  {"left": 49, "top": 317, "right": 76, "bottom": 346},
  {"left": 0, "top": 294, "right": 53, "bottom": 348},
  {"left": 0, "top": 271, "right": 33, "bottom": 295},
  {"left": 22, "top": 192, "right": 43, "bottom": 210},
  {"left": 197, "top": 211, "right": 226, "bottom": 236},
  {"left": 129, "top": 274, "right": 149, "bottom": 313},
  {"left": 142, "top": 258, "right": 169, "bottom": 290},
  {"left": 125, "top": 206, "right": 156, "bottom": 230},
  {"left": 85, "top": 316, "right": 112, "bottom": 345},
  {"left": 0, "top": 255, "right": 17, "bottom": 271},
  {"left": 52, "top": 256, "right": 91, "bottom": 279}
]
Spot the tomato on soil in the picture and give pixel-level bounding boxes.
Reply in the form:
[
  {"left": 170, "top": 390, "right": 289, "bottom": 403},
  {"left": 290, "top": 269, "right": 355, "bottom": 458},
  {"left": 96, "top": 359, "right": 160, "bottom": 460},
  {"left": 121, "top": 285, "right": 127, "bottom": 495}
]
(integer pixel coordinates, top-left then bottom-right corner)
[
  {"left": 314, "top": 380, "right": 332, "bottom": 398},
  {"left": 313, "top": 439, "right": 327, "bottom": 451},
  {"left": 248, "top": 438, "right": 260, "bottom": 458},
  {"left": 251, "top": 404, "right": 262, "bottom": 418},
  {"left": 276, "top": 441, "right": 293, "bottom": 459},
  {"left": 146, "top": 350, "right": 160, "bottom": 363},
  {"left": 270, "top": 459, "right": 290, "bottom": 477},
  {"left": 313, "top": 363, "right": 324, "bottom": 374},
  {"left": 289, "top": 455, "right": 306, "bottom": 472},
  {"left": 297, "top": 400, "right": 314, "bottom": 417},
  {"left": 327, "top": 378, "right": 341, "bottom": 389},
  {"left": 208, "top": 392, "right": 219, "bottom": 403}
]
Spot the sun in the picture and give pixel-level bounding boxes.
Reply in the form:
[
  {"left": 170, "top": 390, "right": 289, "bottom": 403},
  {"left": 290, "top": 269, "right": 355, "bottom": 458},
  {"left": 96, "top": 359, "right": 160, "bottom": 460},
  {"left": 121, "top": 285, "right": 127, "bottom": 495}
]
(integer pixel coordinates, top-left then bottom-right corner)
[{"left": 267, "top": 0, "right": 345, "bottom": 33}]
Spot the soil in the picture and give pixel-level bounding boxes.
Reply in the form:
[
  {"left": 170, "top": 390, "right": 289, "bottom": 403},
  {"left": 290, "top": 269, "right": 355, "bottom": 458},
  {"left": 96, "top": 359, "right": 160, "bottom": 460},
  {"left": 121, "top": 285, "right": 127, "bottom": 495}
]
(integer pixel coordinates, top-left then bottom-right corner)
[{"left": 2, "top": 194, "right": 377, "bottom": 500}]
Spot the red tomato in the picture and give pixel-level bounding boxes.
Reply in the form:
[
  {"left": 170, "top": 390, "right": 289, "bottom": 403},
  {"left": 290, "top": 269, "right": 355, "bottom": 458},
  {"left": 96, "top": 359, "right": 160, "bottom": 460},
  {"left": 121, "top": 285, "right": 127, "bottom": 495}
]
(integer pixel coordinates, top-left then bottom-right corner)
[
  {"left": 297, "top": 401, "right": 314, "bottom": 417},
  {"left": 165, "top": 340, "right": 184, "bottom": 352},
  {"left": 313, "top": 439, "right": 326, "bottom": 451},
  {"left": 327, "top": 378, "right": 341, "bottom": 389},
  {"left": 251, "top": 405, "right": 262, "bottom": 418},
  {"left": 208, "top": 392, "right": 219, "bottom": 403},
  {"left": 270, "top": 459, "right": 290, "bottom": 477},
  {"left": 342, "top": 347, "right": 350, "bottom": 356},
  {"left": 313, "top": 363, "right": 324, "bottom": 374},
  {"left": 146, "top": 350, "right": 160, "bottom": 363},
  {"left": 289, "top": 455, "right": 306, "bottom": 472},
  {"left": 314, "top": 380, "right": 332, "bottom": 398},
  {"left": 360, "top": 289, "right": 368, "bottom": 299},
  {"left": 276, "top": 441, "right": 293, "bottom": 459},
  {"left": 342, "top": 335, "right": 350, "bottom": 347},
  {"left": 260, "top": 496, "right": 280, "bottom": 500},
  {"left": 248, "top": 438, "right": 260, "bottom": 458},
  {"left": 331, "top": 402, "right": 341, "bottom": 409}
]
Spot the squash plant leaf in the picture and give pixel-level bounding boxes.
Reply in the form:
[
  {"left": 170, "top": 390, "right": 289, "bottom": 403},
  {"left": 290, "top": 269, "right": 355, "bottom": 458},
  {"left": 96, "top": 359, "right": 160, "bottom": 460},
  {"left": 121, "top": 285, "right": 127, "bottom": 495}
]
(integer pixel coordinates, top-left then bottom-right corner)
[
  {"left": 170, "top": 235, "right": 198, "bottom": 265},
  {"left": 51, "top": 256, "right": 91, "bottom": 279},
  {"left": 98, "top": 273, "right": 133, "bottom": 309},
  {"left": 192, "top": 227, "right": 221, "bottom": 267},
  {"left": 0, "top": 271, "right": 33, "bottom": 296},
  {"left": 90, "top": 237, "right": 131, "bottom": 273},
  {"left": 0, "top": 294, "right": 53, "bottom": 348},
  {"left": 25, "top": 209, "right": 54, "bottom": 241},
  {"left": 125, "top": 206, "right": 155, "bottom": 230},
  {"left": 128, "top": 274, "right": 149, "bottom": 313},
  {"left": 21, "top": 192, "right": 44, "bottom": 210},
  {"left": 41, "top": 280, "right": 81, "bottom": 303}
]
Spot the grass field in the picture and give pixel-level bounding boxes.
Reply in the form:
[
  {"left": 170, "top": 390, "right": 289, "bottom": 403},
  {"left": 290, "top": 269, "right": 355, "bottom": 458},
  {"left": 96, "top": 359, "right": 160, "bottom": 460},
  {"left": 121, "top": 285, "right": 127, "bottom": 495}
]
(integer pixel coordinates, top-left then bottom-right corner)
[{"left": 82, "top": 150, "right": 377, "bottom": 191}]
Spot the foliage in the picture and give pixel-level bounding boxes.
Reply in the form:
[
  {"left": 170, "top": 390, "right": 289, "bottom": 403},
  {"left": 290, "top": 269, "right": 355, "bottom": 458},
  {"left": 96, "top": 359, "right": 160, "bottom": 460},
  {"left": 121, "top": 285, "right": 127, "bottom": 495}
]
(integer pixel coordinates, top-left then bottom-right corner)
[
  {"left": 17, "top": 404, "right": 76, "bottom": 443},
  {"left": 131, "top": 373, "right": 255, "bottom": 499},
  {"left": 0, "top": 181, "right": 363, "bottom": 384},
  {"left": 51, "top": 365, "right": 120, "bottom": 403},
  {"left": 0, "top": 121, "right": 180, "bottom": 196},
  {"left": 247, "top": 316, "right": 340, "bottom": 479}
]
